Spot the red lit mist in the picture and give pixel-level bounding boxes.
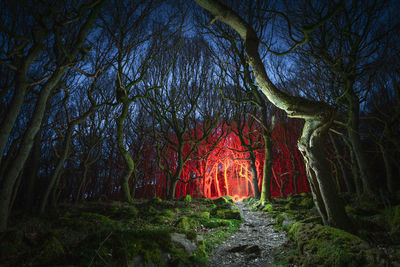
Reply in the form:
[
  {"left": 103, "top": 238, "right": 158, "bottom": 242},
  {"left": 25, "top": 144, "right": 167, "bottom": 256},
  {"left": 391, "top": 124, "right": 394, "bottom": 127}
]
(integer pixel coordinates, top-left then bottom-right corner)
[{"left": 134, "top": 118, "right": 310, "bottom": 200}]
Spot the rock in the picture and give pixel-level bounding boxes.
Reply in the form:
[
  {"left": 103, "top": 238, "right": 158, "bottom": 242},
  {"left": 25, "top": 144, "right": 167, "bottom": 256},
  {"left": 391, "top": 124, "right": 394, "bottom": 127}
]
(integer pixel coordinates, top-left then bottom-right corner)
[
  {"left": 244, "top": 245, "right": 261, "bottom": 255},
  {"left": 215, "top": 208, "right": 241, "bottom": 220},
  {"left": 170, "top": 233, "right": 197, "bottom": 255},
  {"left": 282, "top": 214, "right": 294, "bottom": 227}
]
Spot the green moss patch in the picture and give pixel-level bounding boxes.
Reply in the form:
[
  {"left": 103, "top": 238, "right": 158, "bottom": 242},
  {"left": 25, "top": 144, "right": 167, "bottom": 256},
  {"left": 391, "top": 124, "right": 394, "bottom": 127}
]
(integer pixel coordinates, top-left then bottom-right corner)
[{"left": 287, "top": 222, "right": 391, "bottom": 266}]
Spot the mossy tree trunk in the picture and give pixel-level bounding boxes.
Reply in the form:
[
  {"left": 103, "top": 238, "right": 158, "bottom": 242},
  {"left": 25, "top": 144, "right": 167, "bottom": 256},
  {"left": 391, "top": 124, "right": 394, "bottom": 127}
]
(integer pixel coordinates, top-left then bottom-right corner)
[
  {"left": 260, "top": 132, "right": 272, "bottom": 203},
  {"left": 193, "top": 0, "right": 352, "bottom": 230}
]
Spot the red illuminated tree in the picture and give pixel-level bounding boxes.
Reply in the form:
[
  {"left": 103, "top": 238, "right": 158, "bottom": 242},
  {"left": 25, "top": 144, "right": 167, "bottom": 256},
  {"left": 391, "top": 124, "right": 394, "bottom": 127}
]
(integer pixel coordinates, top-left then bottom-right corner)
[{"left": 144, "top": 37, "right": 222, "bottom": 199}]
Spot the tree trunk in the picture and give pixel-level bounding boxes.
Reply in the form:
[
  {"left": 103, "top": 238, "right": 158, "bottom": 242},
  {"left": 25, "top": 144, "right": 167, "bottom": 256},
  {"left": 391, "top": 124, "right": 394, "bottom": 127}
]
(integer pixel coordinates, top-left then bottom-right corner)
[
  {"left": 25, "top": 132, "right": 41, "bottom": 210},
  {"left": 329, "top": 132, "right": 355, "bottom": 194},
  {"left": 116, "top": 102, "right": 134, "bottom": 203},
  {"left": 193, "top": 0, "right": 352, "bottom": 230},
  {"left": 346, "top": 92, "right": 376, "bottom": 197},
  {"left": 0, "top": 67, "right": 65, "bottom": 231},
  {"left": 249, "top": 153, "right": 260, "bottom": 198},
  {"left": 0, "top": 1, "right": 105, "bottom": 230},
  {"left": 298, "top": 119, "right": 349, "bottom": 227},
  {"left": 0, "top": 43, "right": 43, "bottom": 165},
  {"left": 260, "top": 133, "right": 272, "bottom": 203},
  {"left": 379, "top": 143, "right": 394, "bottom": 194},
  {"left": 168, "top": 179, "right": 179, "bottom": 200},
  {"left": 40, "top": 127, "right": 72, "bottom": 213}
]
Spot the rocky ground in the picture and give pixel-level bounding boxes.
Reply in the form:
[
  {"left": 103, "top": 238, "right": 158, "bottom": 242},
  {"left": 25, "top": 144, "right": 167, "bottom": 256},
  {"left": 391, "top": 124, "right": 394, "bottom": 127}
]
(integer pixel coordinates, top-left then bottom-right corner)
[{"left": 207, "top": 202, "right": 287, "bottom": 267}]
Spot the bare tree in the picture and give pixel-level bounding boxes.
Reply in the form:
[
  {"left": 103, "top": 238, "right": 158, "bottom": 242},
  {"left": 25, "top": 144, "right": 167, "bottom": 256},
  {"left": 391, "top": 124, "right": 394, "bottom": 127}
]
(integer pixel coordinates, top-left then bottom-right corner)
[{"left": 193, "top": 0, "right": 352, "bottom": 229}]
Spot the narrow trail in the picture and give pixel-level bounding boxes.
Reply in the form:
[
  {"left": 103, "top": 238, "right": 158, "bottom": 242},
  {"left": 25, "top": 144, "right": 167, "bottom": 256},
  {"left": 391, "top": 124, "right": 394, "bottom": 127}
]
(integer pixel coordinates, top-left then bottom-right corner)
[{"left": 207, "top": 202, "right": 288, "bottom": 267}]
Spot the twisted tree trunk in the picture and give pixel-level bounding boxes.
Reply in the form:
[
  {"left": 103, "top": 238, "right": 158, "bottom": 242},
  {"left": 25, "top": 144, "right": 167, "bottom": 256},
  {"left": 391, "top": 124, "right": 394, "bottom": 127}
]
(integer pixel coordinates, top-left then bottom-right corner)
[{"left": 193, "top": 0, "right": 351, "bottom": 230}]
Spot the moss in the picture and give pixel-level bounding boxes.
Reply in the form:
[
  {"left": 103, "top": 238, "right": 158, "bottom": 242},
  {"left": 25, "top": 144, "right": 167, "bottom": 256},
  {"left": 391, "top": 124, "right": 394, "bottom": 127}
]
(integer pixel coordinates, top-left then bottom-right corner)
[
  {"left": 181, "top": 194, "right": 192, "bottom": 203},
  {"left": 222, "top": 195, "right": 234, "bottom": 203},
  {"left": 176, "top": 216, "right": 199, "bottom": 230},
  {"left": 299, "top": 216, "right": 323, "bottom": 224},
  {"left": 289, "top": 222, "right": 368, "bottom": 266},
  {"left": 147, "top": 205, "right": 158, "bottom": 215},
  {"left": 149, "top": 197, "right": 163, "bottom": 204},
  {"left": 345, "top": 204, "right": 357, "bottom": 214},
  {"left": 193, "top": 239, "right": 208, "bottom": 264},
  {"left": 198, "top": 211, "right": 210, "bottom": 219},
  {"left": 203, "top": 219, "right": 241, "bottom": 253},
  {"left": 37, "top": 235, "right": 65, "bottom": 264},
  {"left": 153, "top": 215, "right": 172, "bottom": 224},
  {"left": 262, "top": 203, "right": 273, "bottom": 212},
  {"left": 208, "top": 204, "right": 217, "bottom": 210},
  {"left": 163, "top": 209, "right": 175, "bottom": 219},
  {"left": 299, "top": 197, "right": 313, "bottom": 208},
  {"left": 173, "top": 208, "right": 181, "bottom": 213},
  {"left": 71, "top": 228, "right": 175, "bottom": 266},
  {"left": 213, "top": 197, "right": 232, "bottom": 208},
  {"left": 390, "top": 205, "right": 400, "bottom": 227},
  {"left": 284, "top": 202, "right": 295, "bottom": 210},
  {"left": 124, "top": 205, "right": 139, "bottom": 216},
  {"left": 0, "top": 230, "right": 25, "bottom": 260},
  {"left": 200, "top": 218, "right": 234, "bottom": 228},
  {"left": 214, "top": 208, "right": 241, "bottom": 220}
]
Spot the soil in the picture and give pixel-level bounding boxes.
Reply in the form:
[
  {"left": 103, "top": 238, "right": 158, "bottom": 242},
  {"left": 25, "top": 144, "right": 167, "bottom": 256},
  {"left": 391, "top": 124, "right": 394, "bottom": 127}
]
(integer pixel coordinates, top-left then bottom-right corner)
[{"left": 207, "top": 202, "right": 287, "bottom": 267}]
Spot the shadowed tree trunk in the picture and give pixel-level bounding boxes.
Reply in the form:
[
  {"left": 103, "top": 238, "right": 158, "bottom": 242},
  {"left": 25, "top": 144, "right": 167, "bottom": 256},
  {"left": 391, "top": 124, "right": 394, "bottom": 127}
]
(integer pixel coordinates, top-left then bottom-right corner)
[
  {"left": 329, "top": 132, "right": 355, "bottom": 194},
  {"left": 193, "top": 0, "right": 351, "bottom": 230},
  {"left": 0, "top": 0, "right": 106, "bottom": 231}
]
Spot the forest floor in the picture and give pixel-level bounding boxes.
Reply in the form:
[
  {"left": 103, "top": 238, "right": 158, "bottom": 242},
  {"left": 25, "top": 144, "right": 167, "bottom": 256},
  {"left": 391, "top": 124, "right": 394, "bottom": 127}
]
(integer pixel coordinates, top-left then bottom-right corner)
[
  {"left": 1, "top": 193, "right": 400, "bottom": 266},
  {"left": 207, "top": 202, "right": 287, "bottom": 266}
]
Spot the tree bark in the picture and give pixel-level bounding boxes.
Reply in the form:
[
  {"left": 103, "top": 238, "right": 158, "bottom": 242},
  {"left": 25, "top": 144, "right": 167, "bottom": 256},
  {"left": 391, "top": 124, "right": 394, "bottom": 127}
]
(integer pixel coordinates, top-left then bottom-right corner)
[
  {"left": 25, "top": 132, "right": 41, "bottom": 210},
  {"left": 0, "top": 68, "right": 65, "bottom": 231},
  {"left": 346, "top": 91, "right": 376, "bottom": 197},
  {"left": 116, "top": 101, "right": 134, "bottom": 203},
  {"left": 329, "top": 132, "right": 355, "bottom": 194},
  {"left": 0, "top": 1, "right": 105, "bottom": 231},
  {"left": 0, "top": 42, "right": 43, "bottom": 165},
  {"left": 249, "top": 153, "right": 260, "bottom": 198},
  {"left": 260, "top": 133, "right": 272, "bottom": 203},
  {"left": 193, "top": 0, "right": 351, "bottom": 230}
]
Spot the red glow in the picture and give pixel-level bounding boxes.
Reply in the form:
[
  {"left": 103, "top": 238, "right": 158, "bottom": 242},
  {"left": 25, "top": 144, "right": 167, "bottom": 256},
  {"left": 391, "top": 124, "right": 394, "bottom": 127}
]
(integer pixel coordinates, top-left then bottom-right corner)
[{"left": 134, "top": 118, "right": 309, "bottom": 200}]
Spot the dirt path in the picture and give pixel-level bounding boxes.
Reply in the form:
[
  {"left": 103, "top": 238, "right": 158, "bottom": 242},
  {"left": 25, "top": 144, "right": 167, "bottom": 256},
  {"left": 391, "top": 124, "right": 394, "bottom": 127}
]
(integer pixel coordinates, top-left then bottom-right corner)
[{"left": 207, "top": 202, "right": 288, "bottom": 267}]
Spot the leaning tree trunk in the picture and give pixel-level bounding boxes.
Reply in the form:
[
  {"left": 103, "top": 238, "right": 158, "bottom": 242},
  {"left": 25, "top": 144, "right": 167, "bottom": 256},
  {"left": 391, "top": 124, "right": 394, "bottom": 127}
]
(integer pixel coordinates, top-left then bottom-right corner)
[
  {"left": 0, "top": 68, "right": 66, "bottom": 231},
  {"left": 0, "top": 1, "right": 105, "bottom": 231},
  {"left": 0, "top": 42, "right": 43, "bottom": 165},
  {"left": 193, "top": 0, "right": 352, "bottom": 230}
]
